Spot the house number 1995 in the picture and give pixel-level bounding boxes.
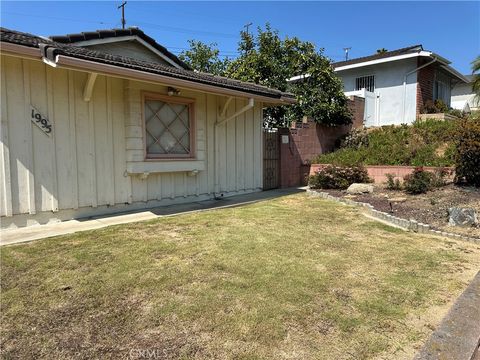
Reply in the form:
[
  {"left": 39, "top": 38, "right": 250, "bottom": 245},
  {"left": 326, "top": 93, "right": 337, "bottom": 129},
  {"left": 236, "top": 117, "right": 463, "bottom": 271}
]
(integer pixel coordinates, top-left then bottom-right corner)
[{"left": 31, "top": 107, "right": 52, "bottom": 135}]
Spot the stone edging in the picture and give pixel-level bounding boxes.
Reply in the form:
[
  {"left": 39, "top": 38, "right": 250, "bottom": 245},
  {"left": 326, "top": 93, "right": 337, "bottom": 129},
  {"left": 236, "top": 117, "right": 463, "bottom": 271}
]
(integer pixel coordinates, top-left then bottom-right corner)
[{"left": 306, "top": 188, "right": 480, "bottom": 243}]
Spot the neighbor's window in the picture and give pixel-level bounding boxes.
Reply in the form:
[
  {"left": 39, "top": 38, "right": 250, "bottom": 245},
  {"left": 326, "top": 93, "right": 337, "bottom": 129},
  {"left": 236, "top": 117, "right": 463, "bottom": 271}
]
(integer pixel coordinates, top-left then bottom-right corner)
[
  {"left": 143, "top": 94, "right": 194, "bottom": 159},
  {"left": 434, "top": 80, "right": 450, "bottom": 106},
  {"left": 355, "top": 75, "right": 375, "bottom": 92}
]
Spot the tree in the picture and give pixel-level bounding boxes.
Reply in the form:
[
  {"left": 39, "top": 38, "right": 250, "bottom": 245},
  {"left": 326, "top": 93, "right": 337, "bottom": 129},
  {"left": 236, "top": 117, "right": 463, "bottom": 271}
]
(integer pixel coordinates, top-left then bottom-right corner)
[
  {"left": 178, "top": 40, "right": 229, "bottom": 75},
  {"left": 226, "top": 25, "right": 350, "bottom": 127},
  {"left": 472, "top": 55, "right": 480, "bottom": 105},
  {"left": 181, "top": 24, "right": 351, "bottom": 128}
]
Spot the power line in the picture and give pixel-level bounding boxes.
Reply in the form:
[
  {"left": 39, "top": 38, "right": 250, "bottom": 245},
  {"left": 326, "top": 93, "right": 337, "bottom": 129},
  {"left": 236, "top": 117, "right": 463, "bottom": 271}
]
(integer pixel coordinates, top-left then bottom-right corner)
[
  {"left": 130, "top": 20, "right": 238, "bottom": 38},
  {"left": 3, "top": 11, "right": 113, "bottom": 26},
  {"left": 4, "top": 10, "right": 342, "bottom": 60},
  {"left": 3, "top": 11, "right": 237, "bottom": 38}
]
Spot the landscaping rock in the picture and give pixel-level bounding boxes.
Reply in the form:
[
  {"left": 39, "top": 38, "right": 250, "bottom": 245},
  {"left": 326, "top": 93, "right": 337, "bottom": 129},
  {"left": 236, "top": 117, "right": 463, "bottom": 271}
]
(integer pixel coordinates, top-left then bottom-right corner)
[
  {"left": 448, "top": 207, "right": 478, "bottom": 227},
  {"left": 346, "top": 183, "right": 374, "bottom": 195}
]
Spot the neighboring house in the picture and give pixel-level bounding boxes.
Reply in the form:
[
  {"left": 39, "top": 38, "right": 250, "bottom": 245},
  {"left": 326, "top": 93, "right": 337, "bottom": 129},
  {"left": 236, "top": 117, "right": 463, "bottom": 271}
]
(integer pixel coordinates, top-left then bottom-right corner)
[
  {"left": 290, "top": 45, "right": 468, "bottom": 126},
  {"left": 333, "top": 45, "right": 469, "bottom": 126},
  {"left": 0, "top": 27, "right": 294, "bottom": 228},
  {"left": 451, "top": 75, "right": 478, "bottom": 111}
]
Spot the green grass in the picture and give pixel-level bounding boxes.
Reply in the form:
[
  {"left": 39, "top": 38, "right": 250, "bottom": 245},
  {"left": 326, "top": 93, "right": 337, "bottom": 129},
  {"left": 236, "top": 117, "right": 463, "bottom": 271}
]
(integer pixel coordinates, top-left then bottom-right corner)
[{"left": 1, "top": 194, "right": 479, "bottom": 359}]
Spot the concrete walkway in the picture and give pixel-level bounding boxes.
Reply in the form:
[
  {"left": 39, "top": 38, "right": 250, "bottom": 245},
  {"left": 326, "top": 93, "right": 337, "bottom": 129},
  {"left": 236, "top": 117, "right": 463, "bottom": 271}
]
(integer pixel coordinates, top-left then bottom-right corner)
[{"left": 1, "top": 188, "right": 305, "bottom": 246}]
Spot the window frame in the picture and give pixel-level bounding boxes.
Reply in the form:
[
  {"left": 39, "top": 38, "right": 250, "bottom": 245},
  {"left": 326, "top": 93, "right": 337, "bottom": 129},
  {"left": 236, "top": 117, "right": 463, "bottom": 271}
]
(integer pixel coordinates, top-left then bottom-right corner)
[
  {"left": 142, "top": 92, "right": 196, "bottom": 160},
  {"left": 434, "top": 80, "right": 449, "bottom": 105},
  {"left": 355, "top": 74, "right": 375, "bottom": 93}
]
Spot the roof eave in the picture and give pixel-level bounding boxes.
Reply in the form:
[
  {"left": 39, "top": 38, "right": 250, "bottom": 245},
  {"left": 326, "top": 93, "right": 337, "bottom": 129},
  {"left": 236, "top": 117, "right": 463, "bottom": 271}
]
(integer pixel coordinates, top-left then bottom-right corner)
[
  {"left": 1, "top": 42, "right": 293, "bottom": 104},
  {"left": 334, "top": 52, "right": 426, "bottom": 71},
  {"left": 53, "top": 54, "right": 292, "bottom": 104},
  {"left": 439, "top": 64, "right": 470, "bottom": 83}
]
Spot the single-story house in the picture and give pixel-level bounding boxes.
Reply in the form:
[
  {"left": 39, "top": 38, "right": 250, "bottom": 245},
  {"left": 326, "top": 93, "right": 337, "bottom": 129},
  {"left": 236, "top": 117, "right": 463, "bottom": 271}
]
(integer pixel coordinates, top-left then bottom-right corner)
[
  {"left": 290, "top": 45, "right": 469, "bottom": 127},
  {"left": 0, "top": 27, "right": 294, "bottom": 229},
  {"left": 451, "top": 75, "right": 478, "bottom": 111}
]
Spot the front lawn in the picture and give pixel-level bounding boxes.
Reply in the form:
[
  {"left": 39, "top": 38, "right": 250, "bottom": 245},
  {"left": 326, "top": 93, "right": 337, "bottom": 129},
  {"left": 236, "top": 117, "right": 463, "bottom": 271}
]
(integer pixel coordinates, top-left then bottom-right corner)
[{"left": 1, "top": 194, "right": 479, "bottom": 359}]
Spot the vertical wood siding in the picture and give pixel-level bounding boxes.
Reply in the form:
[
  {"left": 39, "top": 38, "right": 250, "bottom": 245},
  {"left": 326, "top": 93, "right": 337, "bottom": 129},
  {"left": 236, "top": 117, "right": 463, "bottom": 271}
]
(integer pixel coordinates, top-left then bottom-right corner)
[{"left": 0, "top": 56, "right": 264, "bottom": 224}]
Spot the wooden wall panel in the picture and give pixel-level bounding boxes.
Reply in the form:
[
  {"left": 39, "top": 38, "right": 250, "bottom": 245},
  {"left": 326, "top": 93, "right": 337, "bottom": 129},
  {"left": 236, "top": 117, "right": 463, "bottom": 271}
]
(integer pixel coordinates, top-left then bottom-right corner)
[
  {"left": 235, "top": 99, "right": 245, "bottom": 191},
  {"left": 3, "top": 57, "right": 31, "bottom": 214},
  {"left": 73, "top": 71, "right": 95, "bottom": 208},
  {"left": 244, "top": 106, "right": 254, "bottom": 190},
  {"left": 253, "top": 103, "right": 263, "bottom": 189},
  {"left": 0, "top": 58, "right": 12, "bottom": 216},
  {"left": 1, "top": 56, "right": 265, "bottom": 224},
  {"left": 206, "top": 94, "right": 216, "bottom": 194},
  {"left": 52, "top": 68, "right": 76, "bottom": 210},
  {"left": 92, "top": 76, "right": 112, "bottom": 206},
  {"left": 111, "top": 78, "right": 131, "bottom": 204}
]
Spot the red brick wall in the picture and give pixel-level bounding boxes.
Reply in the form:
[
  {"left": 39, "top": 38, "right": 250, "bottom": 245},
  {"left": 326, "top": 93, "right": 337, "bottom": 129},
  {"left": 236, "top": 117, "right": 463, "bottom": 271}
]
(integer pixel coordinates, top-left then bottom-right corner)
[
  {"left": 416, "top": 58, "right": 435, "bottom": 115},
  {"left": 310, "top": 164, "right": 454, "bottom": 184},
  {"left": 279, "top": 96, "right": 365, "bottom": 187}
]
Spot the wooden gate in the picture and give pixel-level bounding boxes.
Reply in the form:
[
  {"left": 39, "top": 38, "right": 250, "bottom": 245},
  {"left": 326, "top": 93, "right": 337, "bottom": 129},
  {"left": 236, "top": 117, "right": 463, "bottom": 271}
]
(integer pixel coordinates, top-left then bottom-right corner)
[{"left": 263, "top": 129, "right": 280, "bottom": 190}]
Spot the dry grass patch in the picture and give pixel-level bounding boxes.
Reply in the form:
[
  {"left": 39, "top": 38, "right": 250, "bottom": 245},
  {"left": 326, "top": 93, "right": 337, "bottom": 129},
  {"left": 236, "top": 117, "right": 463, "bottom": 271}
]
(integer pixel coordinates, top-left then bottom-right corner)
[{"left": 1, "top": 194, "right": 479, "bottom": 359}]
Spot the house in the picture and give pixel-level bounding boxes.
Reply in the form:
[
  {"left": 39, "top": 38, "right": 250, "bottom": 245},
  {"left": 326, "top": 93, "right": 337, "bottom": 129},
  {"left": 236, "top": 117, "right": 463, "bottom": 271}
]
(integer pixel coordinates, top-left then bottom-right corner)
[
  {"left": 451, "top": 75, "right": 478, "bottom": 111},
  {"left": 333, "top": 45, "right": 469, "bottom": 126},
  {"left": 290, "top": 45, "right": 469, "bottom": 127},
  {"left": 0, "top": 27, "right": 294, "bottom": 229}
]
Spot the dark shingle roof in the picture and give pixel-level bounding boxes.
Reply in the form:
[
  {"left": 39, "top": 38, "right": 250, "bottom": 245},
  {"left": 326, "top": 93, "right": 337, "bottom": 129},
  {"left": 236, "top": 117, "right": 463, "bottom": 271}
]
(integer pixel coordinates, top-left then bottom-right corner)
[
  {"left": 1, "top": 27, "right": 294, "bottom": 102},
  {"left": 332, "top": 45, "right": 424, "bottom": 68},
  {"left": 49, "top": 27, "right": 191, "bottom": 70}
]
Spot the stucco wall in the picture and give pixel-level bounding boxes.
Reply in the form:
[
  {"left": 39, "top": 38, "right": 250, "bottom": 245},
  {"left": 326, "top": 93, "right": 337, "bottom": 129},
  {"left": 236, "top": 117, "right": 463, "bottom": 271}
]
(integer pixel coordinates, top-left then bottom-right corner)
[
  {"left": 451, "top": 82, "right": 478, "bottom": 110},
  {"left": 0, "top": 55, "right": 264, "bottom": 228},
  {"left": 337, "top": 58, "right": 418, "bottom": 125}
]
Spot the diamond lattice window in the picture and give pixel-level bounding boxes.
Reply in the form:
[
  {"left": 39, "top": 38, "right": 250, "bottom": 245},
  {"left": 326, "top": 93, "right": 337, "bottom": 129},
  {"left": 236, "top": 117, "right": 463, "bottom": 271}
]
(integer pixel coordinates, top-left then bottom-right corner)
[{"left": 144, "top": 97, "right": 192, "bottom": 158}]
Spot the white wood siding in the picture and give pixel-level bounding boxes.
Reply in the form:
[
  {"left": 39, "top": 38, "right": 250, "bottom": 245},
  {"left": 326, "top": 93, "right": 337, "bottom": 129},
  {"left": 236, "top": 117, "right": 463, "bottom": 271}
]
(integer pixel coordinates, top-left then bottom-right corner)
[{"left": 0, "top": 55, "right": 263, "bottom": 227}]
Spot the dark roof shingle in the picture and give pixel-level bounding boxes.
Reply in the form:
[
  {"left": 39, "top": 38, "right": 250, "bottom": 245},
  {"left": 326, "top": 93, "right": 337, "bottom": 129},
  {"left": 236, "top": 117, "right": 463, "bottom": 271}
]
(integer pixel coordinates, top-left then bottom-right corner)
[
  {"left": 332, "top": 45, "right": 423, "bottom": 68},
  {"left": 1, "top": 27, "right": 294, "bottom": 102},
  {"left": 49, "top": 27, "right": 191, "bottom": 70}
]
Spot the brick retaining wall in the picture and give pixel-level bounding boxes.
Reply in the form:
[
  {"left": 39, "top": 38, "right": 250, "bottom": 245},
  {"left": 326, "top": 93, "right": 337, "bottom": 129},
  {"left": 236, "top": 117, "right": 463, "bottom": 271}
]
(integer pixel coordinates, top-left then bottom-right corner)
[
  {"left": 310, "top": 164, "right": 454, "bottom": 184},
  {"left": 279, "top": 96, "right": 365, "bottom": 188}
]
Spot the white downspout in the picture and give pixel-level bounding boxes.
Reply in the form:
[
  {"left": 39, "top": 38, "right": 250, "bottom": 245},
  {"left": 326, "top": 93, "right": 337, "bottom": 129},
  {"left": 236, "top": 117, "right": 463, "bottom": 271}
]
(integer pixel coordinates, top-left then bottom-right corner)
[
  {"left": 402, "top": 57, "right": 437, "bottom": 123},
  {"left": 214, "top": 98, "right": 254, "bottom": 196}
]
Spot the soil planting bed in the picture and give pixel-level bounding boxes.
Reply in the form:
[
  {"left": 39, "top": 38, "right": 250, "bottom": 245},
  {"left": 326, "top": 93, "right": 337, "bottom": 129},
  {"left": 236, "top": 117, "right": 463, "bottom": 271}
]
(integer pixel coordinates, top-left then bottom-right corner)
[{"left": 323, "top": 184, "right": 480, "bottom": 238}]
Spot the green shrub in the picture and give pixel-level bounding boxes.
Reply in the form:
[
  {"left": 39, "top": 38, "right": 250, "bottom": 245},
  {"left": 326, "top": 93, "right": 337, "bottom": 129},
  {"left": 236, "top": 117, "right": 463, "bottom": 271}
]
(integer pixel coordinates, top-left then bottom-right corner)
[
  {"left": 338, "top": 128, "right": 369, "bottom": 149},
  {"left": 435, "top": 99, "right": 449, "bottom": 113},
  {"left": 403, "top": 167, "right": 433, "bottom": 194},
  {"left": 309, "top": 165, "right": 372, "bottom": 189},
  {"left": 454, "top": 117, "right": 480, "bottom": 187},
  {"left": 421, "top": 99, "right": 448, "bottom": 114},
  {"left": 313, "top": 119, "right": 457, "bottom": 167},
  {"left": 448, "top": 108, "right": 466, "bottom": 119},
  {"left": 385, "top": 173, "right": 402, "bottom": 190}
]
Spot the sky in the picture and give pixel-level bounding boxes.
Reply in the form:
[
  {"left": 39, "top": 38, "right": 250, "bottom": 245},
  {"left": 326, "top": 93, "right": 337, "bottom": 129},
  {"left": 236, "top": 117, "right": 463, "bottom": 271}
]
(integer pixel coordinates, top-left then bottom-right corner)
[{"left": 1, "top": 1, "right": 479, "bottom": 74}]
